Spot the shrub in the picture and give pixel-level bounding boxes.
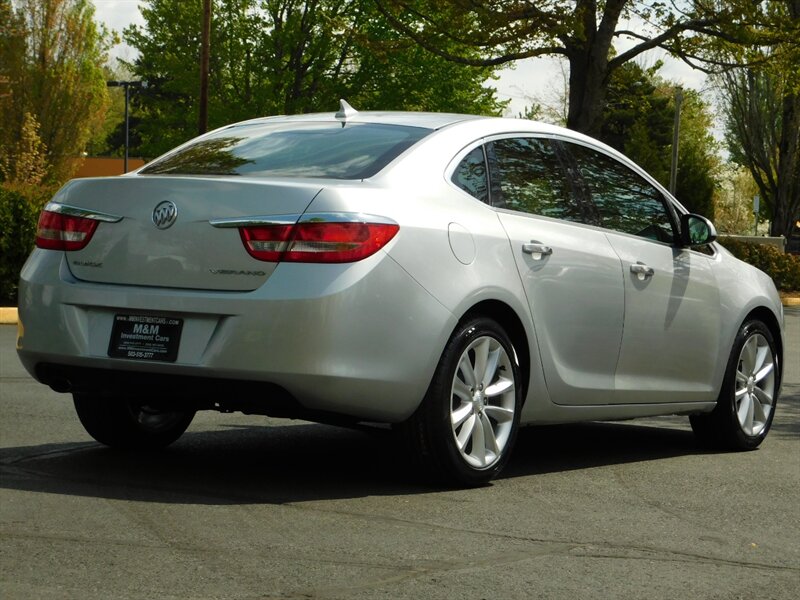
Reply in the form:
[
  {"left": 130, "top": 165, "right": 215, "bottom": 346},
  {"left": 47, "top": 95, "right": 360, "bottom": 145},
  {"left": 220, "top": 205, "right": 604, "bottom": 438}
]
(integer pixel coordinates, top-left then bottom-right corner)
[
  {"left": 0, "top": 187, "right": 42, "bottom": 305},
  {"left": 719, "top": 238, "right": 800, "bottom": 292}
]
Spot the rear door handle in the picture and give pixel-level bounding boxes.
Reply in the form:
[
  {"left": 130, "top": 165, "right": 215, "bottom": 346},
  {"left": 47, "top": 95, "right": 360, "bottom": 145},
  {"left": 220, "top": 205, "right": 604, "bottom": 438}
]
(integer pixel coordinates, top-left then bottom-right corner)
[
  {"left": 630, "top": 262, "right": 655, "bottom": 280},
  {"left": 522, "top": 242, "right": 553, "bottom": 260}
]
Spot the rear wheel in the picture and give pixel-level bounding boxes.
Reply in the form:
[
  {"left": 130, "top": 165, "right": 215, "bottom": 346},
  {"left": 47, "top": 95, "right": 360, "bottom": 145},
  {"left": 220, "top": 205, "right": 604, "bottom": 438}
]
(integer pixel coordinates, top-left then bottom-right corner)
[
  {"left": 73, "top": 393, "right": 195, "bottom": 449},
  {"left": 401, "top": 317, "right": 522, "bottom": 486},
  {"left": 690, "top": 319, "right": 779, "bottom": 450}
]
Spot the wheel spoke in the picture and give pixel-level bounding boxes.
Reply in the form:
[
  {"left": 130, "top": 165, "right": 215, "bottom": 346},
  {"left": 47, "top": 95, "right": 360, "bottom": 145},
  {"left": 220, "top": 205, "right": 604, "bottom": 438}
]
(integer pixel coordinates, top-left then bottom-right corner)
[
  {"left": 452, "top": 378, "right": 472, "bottom": 402},
  {"left": 484, "top": 404, "right": 514, "bottom": 423},
  {"left": 458, "top": 354, "right": 477, "bottom": 387},
  {"left": 451, "top": 403, "right": 473, "bottom": 429},
  {"left": 735, "top": 387, "right": 748, "bottom": 399},
  {"left": 738, "top": 393, "right": 755, "bottom": 435},
  {"left": 481, "top": 413, "right": 500, "bottom": 456},
  {"left": 754, "top": 345, "right": 769, "bottom": 374},
  {"left": 736, "top": 371, "right": 749, "bottom": 384},
  {"left": 456, "top": 414, "right": 476, "bottom": 450},
  {"left": 485, "top": 376, "right": 514, "bottom": 398},
  {"left": 472, "top": 339, "right": 490, "bottom": 387},
  {"left": 754, "top": 361, "right": 774, "bottom": 384},
  {"left": 752, "top": 395, "right": 768, "bottom": 425},
  {"left": 481, "top": 347, "right": 501, "bottom": 388},
  {"left": 471, "top": 414, "right": 486, "bottom": 465},
  {"left": 753, "top": 385, "right": 773, "bottom": 408},
  {"left": 741, "top": 337, "right": 757, "bottom": 373}
]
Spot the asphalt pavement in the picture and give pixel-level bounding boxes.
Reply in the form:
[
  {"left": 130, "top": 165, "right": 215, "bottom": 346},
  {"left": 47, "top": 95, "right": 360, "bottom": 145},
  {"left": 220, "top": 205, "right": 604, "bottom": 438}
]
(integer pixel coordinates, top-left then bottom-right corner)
[{"left": 1, "top": 310, "right": 798, "bottom": 599}]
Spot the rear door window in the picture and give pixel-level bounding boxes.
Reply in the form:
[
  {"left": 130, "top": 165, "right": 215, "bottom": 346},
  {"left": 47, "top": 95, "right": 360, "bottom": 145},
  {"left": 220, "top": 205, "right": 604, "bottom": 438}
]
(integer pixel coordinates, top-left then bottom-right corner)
[{"left": 489, "top": 137, "right": 594, "bottom": 223}]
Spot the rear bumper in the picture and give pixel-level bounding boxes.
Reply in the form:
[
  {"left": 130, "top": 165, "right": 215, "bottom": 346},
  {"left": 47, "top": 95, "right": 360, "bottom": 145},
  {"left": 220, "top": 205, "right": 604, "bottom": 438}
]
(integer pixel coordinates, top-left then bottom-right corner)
[{"left": 17, "top": 249, "right": 456, "bottom": 422}]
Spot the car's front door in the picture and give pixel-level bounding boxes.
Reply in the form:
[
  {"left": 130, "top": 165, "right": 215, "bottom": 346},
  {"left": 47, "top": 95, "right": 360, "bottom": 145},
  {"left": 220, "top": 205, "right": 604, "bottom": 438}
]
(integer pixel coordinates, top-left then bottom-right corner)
[{"left": 565, "top": 142, "right": 722, "bottom": 404}]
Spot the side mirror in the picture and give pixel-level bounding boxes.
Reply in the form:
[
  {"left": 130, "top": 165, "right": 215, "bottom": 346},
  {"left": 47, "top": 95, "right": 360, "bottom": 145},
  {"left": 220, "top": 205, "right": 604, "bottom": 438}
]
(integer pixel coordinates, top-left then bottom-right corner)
[{"left": 680, "top": 213, "right": 717, "bottom": 247}]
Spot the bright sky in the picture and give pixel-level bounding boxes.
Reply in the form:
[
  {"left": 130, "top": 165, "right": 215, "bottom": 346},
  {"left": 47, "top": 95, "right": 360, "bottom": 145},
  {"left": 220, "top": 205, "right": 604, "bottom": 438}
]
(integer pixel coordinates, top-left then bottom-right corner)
[{"left": 92, "top": 0, "right": 711, "bottom": 120}]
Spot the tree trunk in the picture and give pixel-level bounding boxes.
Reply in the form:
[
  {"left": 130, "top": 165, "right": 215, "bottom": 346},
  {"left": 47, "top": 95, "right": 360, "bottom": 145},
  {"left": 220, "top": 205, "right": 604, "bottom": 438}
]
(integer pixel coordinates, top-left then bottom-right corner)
[
  {"left": 566, "top": 51, "right": 609, "bottom": 136},
  {"left": 564, "top": 0, "right": 623, "bottom": 136},
  {"left": 771, "top": 90, "right": 800, "bottom": 239}
]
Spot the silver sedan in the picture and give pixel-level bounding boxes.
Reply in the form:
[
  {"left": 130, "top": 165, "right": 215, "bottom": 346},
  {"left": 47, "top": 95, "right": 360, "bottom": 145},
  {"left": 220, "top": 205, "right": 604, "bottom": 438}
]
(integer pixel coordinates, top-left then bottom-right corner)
[{"left": 16, "top": 103, "right": 784, "bottom": 485}]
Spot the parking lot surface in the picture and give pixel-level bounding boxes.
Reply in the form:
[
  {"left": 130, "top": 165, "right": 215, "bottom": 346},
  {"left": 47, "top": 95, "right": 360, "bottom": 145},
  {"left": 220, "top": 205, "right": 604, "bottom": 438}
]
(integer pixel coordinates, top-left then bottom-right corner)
[{"left": 1, "top": 310, "right": 798, "bottom": 599}]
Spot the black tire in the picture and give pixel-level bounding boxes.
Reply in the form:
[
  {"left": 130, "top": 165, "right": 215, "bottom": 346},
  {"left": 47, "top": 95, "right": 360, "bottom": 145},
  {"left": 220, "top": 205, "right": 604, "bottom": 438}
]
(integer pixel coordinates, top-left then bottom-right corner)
[
  {"left": 690, "top": 319, "right": 780, "bottom": 450},
  {"left": 73, "top": 393, "right": 195, "bottom": 449},
  {"left": 400, "top": 317, "right": 522, "bottom": 486}
]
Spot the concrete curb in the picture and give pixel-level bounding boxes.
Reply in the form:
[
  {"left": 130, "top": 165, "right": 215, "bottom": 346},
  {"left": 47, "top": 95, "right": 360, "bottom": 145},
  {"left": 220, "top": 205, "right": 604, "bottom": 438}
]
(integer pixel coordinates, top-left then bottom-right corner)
[
  {"left": 2, "top": 296, "right": 799, "bottom": 325},
  {"left": 0, "top": 307, "right": 18, "bottom": 324}
]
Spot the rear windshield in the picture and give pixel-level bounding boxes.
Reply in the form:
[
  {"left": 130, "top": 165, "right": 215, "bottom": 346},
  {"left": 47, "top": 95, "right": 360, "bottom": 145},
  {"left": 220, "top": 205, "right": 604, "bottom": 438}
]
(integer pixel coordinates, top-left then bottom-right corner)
[{"left": 140, "top": 121, "right": 432, "bottom": 179}]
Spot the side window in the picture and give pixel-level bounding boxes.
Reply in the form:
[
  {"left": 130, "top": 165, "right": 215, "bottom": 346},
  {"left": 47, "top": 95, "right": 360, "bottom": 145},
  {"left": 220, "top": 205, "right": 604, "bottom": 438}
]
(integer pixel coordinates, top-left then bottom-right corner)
[
  {"left": 451, "top": 146, "right": 488, "bottom": 203},
  {"left": 490, "top": 137, "right": 592, "bottom": 224},
  {"left": 566, "top": 143, "right": 675, "bottom": 243}
]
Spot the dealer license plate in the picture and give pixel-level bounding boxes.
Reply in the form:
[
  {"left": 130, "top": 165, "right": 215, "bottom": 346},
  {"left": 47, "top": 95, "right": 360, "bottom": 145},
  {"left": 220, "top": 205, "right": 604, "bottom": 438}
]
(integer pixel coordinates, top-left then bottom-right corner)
[{"left": 108, "top": 314, "right": 183, "bottom": 362}]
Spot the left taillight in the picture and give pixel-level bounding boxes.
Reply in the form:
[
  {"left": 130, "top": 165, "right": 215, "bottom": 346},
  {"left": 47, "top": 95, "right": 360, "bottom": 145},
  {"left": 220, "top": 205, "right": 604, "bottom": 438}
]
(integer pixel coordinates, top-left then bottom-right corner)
[{"left": 36, "top": 209, "right": 99, "bottom": 251}]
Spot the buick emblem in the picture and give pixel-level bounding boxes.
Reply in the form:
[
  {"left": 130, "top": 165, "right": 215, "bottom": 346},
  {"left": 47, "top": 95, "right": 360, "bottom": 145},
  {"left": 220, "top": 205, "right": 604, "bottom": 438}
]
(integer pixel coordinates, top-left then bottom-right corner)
[{"left": 152, "top": 201, "right": 178, "bottom": 229}]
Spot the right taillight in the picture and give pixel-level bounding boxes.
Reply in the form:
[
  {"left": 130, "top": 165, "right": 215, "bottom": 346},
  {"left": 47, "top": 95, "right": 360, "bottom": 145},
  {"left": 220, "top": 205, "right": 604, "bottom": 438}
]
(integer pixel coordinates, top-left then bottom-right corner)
[
  {"left": 239, "top": 217, "right": 399, "bottom": 263},
  {"left": 36, "top": 209, "right": 99, "bottom": 251}
]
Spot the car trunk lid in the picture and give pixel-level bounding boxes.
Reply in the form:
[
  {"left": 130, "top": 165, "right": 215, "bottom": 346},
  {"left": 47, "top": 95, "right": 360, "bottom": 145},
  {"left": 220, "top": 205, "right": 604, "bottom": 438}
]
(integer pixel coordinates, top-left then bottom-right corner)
[{"left": 54, "top": 175, "right": 322, "bottom": 291}]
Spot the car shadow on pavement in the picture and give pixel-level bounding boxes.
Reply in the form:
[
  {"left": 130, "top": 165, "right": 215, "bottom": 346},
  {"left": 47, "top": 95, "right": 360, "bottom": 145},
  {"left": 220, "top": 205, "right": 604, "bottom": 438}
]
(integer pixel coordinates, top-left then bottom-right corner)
[{"left": 0, "top": 419, "right": 729, "bottom": 504}]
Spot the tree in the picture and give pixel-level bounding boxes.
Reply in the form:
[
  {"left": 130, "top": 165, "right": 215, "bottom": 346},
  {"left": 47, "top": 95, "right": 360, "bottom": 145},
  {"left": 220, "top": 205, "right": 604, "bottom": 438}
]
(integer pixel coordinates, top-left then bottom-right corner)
[
  {"left": 715, "top": 165, "right": 761, "bottom": 235},
  {"left": 674, "top": 90, "right": 719, "bottom": 220},
  {"left": 598, "top": 62, "right": 719, "bottom": 218},
  {"left": 0, "top": 0, "right": 111, "bottom": 184},
  {"left": 717, "top": 2, "right": 800, "bottom": 239},
  {"left": 121, "top": 0, "right": 504, "bottom": 158},
  {"left": 374, "top": 1, "right": 761, "bottom": 135}
]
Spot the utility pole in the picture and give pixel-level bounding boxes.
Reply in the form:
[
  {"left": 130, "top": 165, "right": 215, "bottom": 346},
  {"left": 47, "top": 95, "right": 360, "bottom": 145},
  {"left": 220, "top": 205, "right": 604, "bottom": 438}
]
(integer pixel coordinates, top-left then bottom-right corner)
[
  {"left": 199, "top": 0, "right": 211, "bottom": 135},
  {"left": 669, "top": 87, "right": 683, "bottom": 196},
  {"left": 107, "top": 80, "right": 143, "bottom": 173}
]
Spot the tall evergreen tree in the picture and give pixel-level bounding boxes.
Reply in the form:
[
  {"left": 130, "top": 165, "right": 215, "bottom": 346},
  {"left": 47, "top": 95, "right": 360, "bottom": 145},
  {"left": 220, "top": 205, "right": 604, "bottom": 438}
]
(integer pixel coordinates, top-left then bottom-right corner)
[{"left": 599, "top": 62, "right": 719, "bottom": 219}]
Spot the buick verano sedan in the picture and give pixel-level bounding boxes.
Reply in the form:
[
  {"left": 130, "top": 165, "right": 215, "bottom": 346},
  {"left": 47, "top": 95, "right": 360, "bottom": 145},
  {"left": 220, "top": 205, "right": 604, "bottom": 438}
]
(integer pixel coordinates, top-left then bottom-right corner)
[{"left": 16, "top": 103, "right": 784, "bottom": 485}]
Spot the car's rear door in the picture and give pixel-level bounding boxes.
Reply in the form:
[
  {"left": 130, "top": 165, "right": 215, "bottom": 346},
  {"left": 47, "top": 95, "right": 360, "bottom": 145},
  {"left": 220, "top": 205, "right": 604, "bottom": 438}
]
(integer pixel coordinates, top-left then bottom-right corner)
[{"left": 484, "top": 136, "right": 625, "bottom": 406}]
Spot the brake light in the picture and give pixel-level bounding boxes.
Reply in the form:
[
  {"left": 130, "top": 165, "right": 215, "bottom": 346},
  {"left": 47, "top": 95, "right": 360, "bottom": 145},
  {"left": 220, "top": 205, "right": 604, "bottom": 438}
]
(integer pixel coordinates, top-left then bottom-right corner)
[
  {"left": 36, "top": 210, "right": 99, "bottom": 251},
  {"left": 240, "top": 220, "right": 399, "bottom": 263}
]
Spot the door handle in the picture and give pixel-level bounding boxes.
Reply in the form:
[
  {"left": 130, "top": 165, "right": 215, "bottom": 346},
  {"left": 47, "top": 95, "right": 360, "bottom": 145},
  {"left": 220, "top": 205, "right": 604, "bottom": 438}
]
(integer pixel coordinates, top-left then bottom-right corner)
[
  {"left": 630, "top": 262, "right": 655, "bottom": 280},
  {"left": 522, "top": 242, "right": 553, "bottom": 260}
]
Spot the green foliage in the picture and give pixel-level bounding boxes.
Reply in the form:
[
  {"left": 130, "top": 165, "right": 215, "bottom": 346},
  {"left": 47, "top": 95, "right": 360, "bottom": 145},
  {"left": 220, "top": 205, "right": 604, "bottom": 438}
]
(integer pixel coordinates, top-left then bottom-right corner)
[
  {"left": 0, "top": 0, "right": 111, "bottom": 183},
  {"left": 674, "top": 90, "right": 720, "bottom": 221},
  {"left": 598, "top": 63, "right": 719, "bottom": 220},
  {"left": 600, "top": 62, "right": 672, "bottom": 183},
  {"left": 375, "top": 1, "right": 765, "bottom": 134},
  {"left": 719, "top": 239, "right": 800, "bottom": 292},
  {"left": 715, "top": 2, "right": 799, "bottom": 239},
  {"left": 714, "top": 166, "right": 760, "bottom": 235},
  {"left": 0, "top": 186, "right": 43, "bottom": 305},
  {"left": 0, "top": 111, "right": 48, "bottom": 188},
  {"left": 120, "top": 0, "right": 505, "bottom": 159}
]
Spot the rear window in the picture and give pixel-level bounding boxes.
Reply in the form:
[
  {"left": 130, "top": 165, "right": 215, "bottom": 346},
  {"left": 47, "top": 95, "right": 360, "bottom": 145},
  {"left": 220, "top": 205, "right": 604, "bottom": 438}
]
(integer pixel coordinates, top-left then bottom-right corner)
[{"left": 140, "top": 121, "right": 432, "bottom": 179}]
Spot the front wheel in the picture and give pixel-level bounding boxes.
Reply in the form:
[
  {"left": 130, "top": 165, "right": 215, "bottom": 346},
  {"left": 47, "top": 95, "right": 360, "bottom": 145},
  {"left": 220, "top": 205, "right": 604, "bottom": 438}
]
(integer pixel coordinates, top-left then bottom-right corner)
[
  {"left": 690, "top": 319, "right": 780, "bottom": 450},
  {"left": 73, "top": 393, "right": 195, "bottom": 449},
  {"left": 400, "top": 317, "right": 522, "bottom": 486}
]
